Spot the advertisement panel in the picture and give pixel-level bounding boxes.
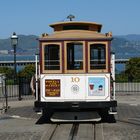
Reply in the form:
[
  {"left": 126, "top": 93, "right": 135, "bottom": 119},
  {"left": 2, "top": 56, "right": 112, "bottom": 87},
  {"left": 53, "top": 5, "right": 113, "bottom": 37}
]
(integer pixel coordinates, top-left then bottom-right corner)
[
  {"left": 45, "top": 79, "right": 60, "bottom": 97},
  {"left": 88, "top": 77, "right": 105, "bottom": 96}
]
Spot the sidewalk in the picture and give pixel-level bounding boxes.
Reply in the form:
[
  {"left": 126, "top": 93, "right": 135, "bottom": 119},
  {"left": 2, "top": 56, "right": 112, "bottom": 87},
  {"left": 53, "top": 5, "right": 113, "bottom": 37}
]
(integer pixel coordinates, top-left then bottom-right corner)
[
  {"left": 7, "top": 95, "right": 140, "bottom": 109},
  {"left": 0, "top": 98, "right": 40, "bottom": 120},
  {"left": 0, "top": 98, "right": 35, "bottom": 114},
  {"left": 116, "top": 94, "right": 140, "bottom": 105},
  {"left": 1, "top": 94, "right": 140, "bottom": 112},
  {"left": 7, "top": 99, "right": 35, "bottom": 108}
]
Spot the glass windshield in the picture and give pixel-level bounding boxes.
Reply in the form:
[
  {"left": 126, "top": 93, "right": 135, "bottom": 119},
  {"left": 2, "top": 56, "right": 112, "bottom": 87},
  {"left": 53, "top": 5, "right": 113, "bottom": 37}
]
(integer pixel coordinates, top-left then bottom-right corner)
[
  {"left": 67, "top": 42, "right": 83, "bottom": 70},
  {"left": 44, "top": 44, "right": 60, "bottom": 70},
  {"left": 90, "top": 44, "right": 106, "bottom": 69}
]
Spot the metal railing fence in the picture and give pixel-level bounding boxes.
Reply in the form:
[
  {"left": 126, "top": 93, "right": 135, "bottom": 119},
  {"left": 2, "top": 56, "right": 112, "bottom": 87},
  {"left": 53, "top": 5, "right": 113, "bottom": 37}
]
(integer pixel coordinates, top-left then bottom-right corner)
[
  {"left": 115, "top": 82, "right": 140, "bottom": 94},
  {"left": 0, "top": 74, "right": 8, "bottom": 112},
  {"left": 0, "top": 76, "right": 33, "bottom": 100}
]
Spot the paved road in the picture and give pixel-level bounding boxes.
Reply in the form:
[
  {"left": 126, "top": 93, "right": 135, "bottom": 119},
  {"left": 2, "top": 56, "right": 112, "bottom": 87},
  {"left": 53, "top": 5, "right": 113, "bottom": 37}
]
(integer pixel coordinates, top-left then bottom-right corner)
[{"left": 0, "top": 95, "right": 140, "bottom": 140}]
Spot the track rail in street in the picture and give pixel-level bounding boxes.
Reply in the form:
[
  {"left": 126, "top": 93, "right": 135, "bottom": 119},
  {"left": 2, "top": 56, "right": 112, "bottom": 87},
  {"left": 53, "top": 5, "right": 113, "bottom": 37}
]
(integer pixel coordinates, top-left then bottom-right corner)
[{"left": 42, "top": 123, "right": 104, "bottom": 140}]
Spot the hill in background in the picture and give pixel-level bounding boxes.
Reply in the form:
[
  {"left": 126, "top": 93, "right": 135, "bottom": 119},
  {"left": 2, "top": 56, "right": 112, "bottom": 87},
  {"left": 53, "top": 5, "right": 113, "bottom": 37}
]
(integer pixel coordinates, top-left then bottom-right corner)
[
  {"left": 0, "top": 35, "right": 38, "bottom": 55},
  {"left": 112, "top": 35, "right": 140, "bottom": 58},
  {"left": 0, "top": 34, "right": 140, "bottom": 59}
]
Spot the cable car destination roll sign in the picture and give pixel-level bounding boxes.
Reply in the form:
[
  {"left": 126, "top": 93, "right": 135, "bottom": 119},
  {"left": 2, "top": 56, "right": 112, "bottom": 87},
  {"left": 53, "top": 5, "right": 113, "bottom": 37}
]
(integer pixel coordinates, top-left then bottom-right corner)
[{"left": 45, "top": 79, "right": 60, "bottom": 97}]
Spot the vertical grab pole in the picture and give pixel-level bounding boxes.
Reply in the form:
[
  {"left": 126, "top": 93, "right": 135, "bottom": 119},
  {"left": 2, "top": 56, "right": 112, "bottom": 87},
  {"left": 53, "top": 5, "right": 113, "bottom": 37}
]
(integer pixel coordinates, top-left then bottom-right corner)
[
  {"left": 4, "top": 75, "right": 8, "bottom": 112},
  {"left": 111, "top": 52, "right": 115, "bottom": 100},
  {"left": 35, "top": 53, "right": 38, "bottom": 101}
]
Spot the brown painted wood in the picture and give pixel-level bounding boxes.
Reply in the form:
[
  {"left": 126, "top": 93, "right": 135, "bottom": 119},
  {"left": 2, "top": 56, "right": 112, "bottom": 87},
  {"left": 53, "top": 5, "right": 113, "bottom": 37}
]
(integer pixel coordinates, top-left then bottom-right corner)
[
  {"left": 85, "top": 41, "right": 88, "bottom": 73},
  {"left": 108, "top": 41, "right": 111, "bottom": 73},
  {"left": 62, "top": 41, "right": 65, "bottom": 74},
  {"left": 39, "top": 42, "right": 43, "bottom": 74}
]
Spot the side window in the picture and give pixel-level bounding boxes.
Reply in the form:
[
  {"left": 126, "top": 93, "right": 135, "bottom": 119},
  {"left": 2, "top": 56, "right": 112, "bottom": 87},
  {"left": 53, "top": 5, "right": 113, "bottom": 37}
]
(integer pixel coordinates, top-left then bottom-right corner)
[
  {"left": 90, "top": 44, "right": 106, "bottom": 69},
  {"left": 67, "top": 42, "right": 83, "bottom": 70},
  {"left": 44, "top": 44, "right": 60, "bottom": 70}
]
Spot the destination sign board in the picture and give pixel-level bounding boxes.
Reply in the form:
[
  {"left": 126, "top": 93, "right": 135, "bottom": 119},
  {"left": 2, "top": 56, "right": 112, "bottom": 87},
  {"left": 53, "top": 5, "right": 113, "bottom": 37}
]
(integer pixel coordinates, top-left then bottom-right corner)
[{"left": 45, "top": 79, "right": 60, "bottom": 97}]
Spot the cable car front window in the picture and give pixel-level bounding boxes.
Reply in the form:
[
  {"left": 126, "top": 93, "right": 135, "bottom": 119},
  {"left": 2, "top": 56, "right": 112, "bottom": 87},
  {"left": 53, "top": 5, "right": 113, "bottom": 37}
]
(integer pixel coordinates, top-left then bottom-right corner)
[
  {"left": 67, "top": 42, "right": 83, "bottom": 70},
  {"left": 44, "top": 44, "right": 60, "bottom": 70},
  {"left": 90, "top": 44, "right": 106, "bottom": 69}
]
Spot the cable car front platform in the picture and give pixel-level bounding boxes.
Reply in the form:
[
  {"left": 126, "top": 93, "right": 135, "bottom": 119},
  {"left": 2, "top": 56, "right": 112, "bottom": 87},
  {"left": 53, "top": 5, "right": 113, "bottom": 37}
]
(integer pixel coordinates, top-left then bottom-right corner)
[{"left": 50, "top": 111, "right": 101, "bottom": 122}]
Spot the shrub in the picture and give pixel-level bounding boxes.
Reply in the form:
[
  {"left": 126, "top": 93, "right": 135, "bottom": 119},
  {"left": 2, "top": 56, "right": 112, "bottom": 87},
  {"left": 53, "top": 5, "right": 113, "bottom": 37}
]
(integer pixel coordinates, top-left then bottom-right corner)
[{"left": 18, "top": 64, "right": 35, "bottom": 78}]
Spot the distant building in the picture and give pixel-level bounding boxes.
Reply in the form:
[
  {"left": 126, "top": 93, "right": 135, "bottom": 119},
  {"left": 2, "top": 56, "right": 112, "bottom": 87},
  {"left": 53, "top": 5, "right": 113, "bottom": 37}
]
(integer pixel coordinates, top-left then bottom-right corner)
[
  {"left": 0, "top": 50, "right": 8, "bottom": 55},
  {"left": 8, "top": 50, "right": 14, "bottom": 55}
]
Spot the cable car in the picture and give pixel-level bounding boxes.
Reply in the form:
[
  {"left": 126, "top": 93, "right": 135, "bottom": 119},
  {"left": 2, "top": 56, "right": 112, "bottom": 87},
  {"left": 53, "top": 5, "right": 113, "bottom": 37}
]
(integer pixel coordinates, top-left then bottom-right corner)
[{"left": 34, "top": 20, "right": 117, "bottom": 121}]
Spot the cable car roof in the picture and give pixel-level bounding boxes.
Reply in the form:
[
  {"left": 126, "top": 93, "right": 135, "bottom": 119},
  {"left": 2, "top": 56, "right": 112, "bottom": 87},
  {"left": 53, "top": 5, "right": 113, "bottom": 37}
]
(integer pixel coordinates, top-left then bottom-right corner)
[
  {"left": 40, "top": 21, "right": 113, "bottom": 40},
  {"left": 49, "top": 21, "right": 102, "bottom": 32},
  {"left": 40, "top": 30, "right": 112, "bottom": 40}
]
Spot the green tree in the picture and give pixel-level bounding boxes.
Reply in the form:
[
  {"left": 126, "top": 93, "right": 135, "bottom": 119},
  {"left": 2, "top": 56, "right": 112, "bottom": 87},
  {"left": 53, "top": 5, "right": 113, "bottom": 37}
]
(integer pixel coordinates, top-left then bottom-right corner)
[
  {"left": 0, "top": 67, "right": 14, "bottom": 78},
  {"left": 125, "top": 57, "right": 140, "bottom": 82},
  {"left": 18, "top": 64, "right": 35, "bottom": 78},
  {"left": 115, "top": 72, "right": 128, "bottom": 82}
]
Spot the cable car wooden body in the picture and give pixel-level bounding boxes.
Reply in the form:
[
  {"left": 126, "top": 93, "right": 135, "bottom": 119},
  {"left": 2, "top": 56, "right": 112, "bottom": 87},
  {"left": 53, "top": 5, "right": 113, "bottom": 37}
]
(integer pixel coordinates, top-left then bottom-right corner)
[{"left": 34, "top": 21, "right": 117, "bottom": 119}]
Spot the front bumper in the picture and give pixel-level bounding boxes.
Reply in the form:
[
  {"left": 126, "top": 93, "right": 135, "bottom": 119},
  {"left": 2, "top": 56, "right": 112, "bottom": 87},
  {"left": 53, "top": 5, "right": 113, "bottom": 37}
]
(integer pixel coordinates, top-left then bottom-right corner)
[{"left": 34, "top": 100, "right": 117, "bottom": 109}]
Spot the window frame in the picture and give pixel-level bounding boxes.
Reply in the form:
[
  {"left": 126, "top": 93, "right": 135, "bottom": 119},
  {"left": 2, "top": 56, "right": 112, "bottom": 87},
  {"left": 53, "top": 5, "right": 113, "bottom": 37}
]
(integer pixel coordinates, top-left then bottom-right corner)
[
  {"left": 42, "top": 42, "right": 62, "bottom": 73},
  {"left": 64, "top": 41, "right": 86, "bottom": 73},
  {"left": 88, "top": 42, "right": 108, "bottom": 73}
]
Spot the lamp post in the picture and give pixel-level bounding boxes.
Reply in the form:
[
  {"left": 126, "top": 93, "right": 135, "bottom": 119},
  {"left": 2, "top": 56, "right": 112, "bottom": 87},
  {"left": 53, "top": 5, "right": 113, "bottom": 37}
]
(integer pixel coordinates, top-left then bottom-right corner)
[{"left": 11, "top": 32, "right": 18, "bottom": 80}]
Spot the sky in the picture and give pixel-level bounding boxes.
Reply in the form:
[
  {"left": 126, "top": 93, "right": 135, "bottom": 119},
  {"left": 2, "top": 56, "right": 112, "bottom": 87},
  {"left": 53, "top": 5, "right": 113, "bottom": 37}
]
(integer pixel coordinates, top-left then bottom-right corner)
[{"left": 0, "top": 0, "right": 140, "bottom": 38}]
